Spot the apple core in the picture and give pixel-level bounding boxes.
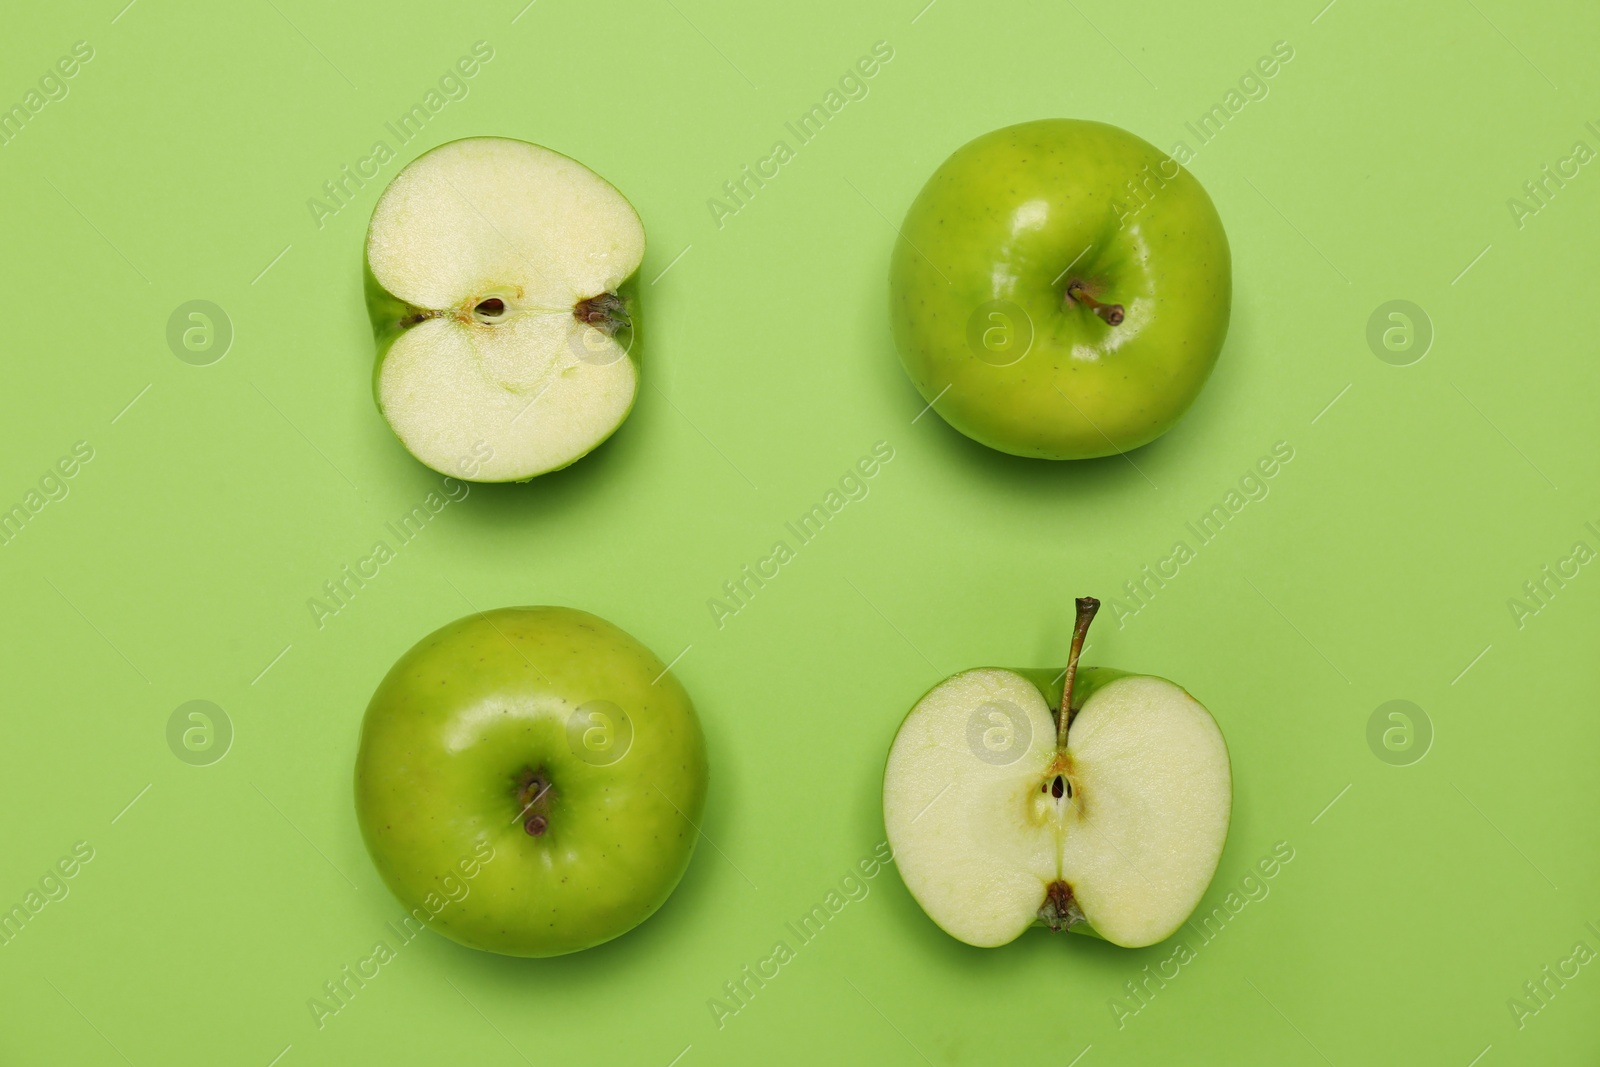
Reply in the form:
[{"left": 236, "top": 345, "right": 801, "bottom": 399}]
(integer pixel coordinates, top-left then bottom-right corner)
[{"left": 883, "top": 594, "right": 1232, "bottom": 949}]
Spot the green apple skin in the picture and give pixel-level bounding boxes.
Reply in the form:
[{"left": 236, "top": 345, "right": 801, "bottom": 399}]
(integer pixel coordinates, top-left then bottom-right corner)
[
  {"left": 354, "top": 607, "right": 707, "bottom": 957},
  {"left": 890, "top": 119, "right": 1231, "bottom": 459}
]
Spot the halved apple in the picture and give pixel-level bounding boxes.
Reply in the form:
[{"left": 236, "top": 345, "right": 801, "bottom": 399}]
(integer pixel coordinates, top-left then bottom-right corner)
[
  {"left": 883, "top": 598, "right": 1231, "bottom": 948},
  {"left": 364, "top": 136, "right": 645, "bottom": 482}
]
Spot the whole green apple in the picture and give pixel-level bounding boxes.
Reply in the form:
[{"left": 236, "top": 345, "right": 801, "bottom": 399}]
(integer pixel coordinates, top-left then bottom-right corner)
[
  {"left": 890, "top": 119, "right": 1231, "bottom": 459},
  {"left": 354, "top": 607, "right": 708, "bottom": 957}
]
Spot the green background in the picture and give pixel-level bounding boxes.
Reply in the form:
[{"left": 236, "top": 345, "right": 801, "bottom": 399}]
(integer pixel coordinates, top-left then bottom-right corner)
[{"left": 2, "top": 0, "right": 1596, "bottom": 1063}]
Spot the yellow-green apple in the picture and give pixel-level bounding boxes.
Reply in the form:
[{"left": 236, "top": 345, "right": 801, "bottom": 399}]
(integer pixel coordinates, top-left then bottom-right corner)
[
  {"left": 890, "top": 119, "right": 1231, "bottom": 459},
  {"left": 354, "top": 607, "right": 707, "bottom": 956}
]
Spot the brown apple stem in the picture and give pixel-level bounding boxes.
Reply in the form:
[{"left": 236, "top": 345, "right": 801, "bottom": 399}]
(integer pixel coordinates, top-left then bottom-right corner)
[
  {"left": 1057, "top": 596, "right": 1100, "bottom": 748},
  {"left": 574, "top": 291, "right": 630, "bottom": 336},
  {"left": 513, "top": 767, "right": 555, "bottom": 836},
  {"left": 1066, "top": 282, "right": 1124, "bottom": 326}
]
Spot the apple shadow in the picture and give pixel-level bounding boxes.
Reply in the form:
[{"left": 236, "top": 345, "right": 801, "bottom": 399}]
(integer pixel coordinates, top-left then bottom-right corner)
[
  {"left": 450, "top": 414, "right": 638, "bottom": 525},
  {"left": 429, "top": 835, "right": 718, "bottom": 989},
  {"left": 934, "top": 409, "right": 1184, "bottom": 502},
  {"left": 850, "top": 284, "right": 1190, "bottom": 504},
  {"left": 438, "top": 335, "right": 657, "bottom": 529}
]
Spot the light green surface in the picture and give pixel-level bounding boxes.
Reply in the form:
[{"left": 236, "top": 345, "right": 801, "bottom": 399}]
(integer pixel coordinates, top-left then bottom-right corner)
[{"left": 1, "top": 1, "right": 1596, "bottom": 1064}]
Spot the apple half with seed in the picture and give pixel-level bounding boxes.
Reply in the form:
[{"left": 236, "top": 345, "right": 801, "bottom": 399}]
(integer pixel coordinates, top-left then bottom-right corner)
[
  {"left": 883, "top": 598, "right": 1231, "bottom": 948},
  {"left": 364, "top": 137, "right": 645, "bottom": 482}
]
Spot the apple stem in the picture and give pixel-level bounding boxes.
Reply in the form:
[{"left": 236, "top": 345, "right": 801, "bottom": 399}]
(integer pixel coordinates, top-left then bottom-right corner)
[
  {"left": 1057, "top": 596, "right": 1100, "bottom": 748},
  {"left": 513, "top": 768, "right": 555, "bottom": 836},
  {"left": 1066, "top": 282, "right": 1124, "bottom": 326},
  {"left": 574, "top": 291, "right": 630, "bottom": 336}
]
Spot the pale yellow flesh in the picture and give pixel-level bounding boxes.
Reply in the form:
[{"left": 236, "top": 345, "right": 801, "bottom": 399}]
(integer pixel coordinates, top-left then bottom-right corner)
[
  {"left": 883, "top": 668, "right": 1231, "bottom": 948},
  {"left": 366, "top": 137, "right": 644, "bottom": 481}
]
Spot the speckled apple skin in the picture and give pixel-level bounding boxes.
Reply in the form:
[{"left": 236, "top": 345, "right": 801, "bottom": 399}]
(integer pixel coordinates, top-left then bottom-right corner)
[
  {"left": 890, "top": 119, "right": 1231, "bottom": 459},
  {"left": 355, "top": 607, "right": 708, "bottom": 957}
]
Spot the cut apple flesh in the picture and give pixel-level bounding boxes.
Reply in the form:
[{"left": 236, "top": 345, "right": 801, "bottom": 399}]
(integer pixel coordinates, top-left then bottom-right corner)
[
  {"left": 365, "top": 137, "right": 645, "bottom": 481},
  {"left": 883, "top": 667, "right": 1231, "bottom": 948}
]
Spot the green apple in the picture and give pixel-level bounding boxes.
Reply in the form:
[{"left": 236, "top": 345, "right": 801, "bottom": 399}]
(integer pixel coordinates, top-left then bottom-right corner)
[
  {"left": 882, "top": 598, "right": 1230, "bottom": 948},
  {"left": 889, "top": 119, "right": 1231, "bottom": 459},
  {"left": 354, "top": 606, "right": 708, "bottom": 957},
  {"left": 365, "top": 136, "right": 645, "bottom": 482}
]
